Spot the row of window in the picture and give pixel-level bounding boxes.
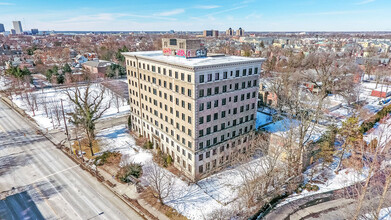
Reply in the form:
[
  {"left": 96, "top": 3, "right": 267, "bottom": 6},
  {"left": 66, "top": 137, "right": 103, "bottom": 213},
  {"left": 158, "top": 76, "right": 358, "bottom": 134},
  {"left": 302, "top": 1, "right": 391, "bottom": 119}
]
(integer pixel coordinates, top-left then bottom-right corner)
[
  {"left": 199, "top": 67, "right": 259, "bottom": 83},
  {"left": 198, "top": 80, "right": 258, "bottom": 98},
  {"left": 131, "top": 122, "right": 193, "bottom": 173},
  {"left": 127, "top": 64, "right": 192, "bottom": 83},
  {"left": 199, "top": 96, "right": 256, "bottom": 112},
  {"left": 128, "top": 73, "right": 193, "bottom": 99},
  {"left": 198, "top": 115, "right": 254, "bottom": 143},
  {"left": 198, "top": 136, "right": 252, "bottom": 174}
]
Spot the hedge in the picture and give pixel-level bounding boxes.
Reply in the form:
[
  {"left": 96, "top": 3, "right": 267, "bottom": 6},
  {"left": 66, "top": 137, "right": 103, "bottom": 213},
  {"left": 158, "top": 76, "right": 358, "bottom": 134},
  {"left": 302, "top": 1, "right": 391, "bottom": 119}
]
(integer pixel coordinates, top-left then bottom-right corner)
[{"left": 360, "top": 104, "right": 391, "bottom": 134}]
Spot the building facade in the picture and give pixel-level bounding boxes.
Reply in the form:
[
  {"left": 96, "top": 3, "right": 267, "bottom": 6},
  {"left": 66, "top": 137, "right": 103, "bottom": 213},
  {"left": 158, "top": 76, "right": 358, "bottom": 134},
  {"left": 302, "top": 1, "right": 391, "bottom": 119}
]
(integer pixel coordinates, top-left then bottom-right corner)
[
  {"left": 31, "top": 29, "right": 39, "bottom": 35},
  {"left": 236, "top": 27, "right": 244, "bottom": 36},
  {"left": 226, "top": 28, "right": 234, "bottom": 36},
  {"left": 12, "top": 21, "right": 23, "bottom": 34},
  {"left": 123, "top": 39, "right": 264, "bottom": 180},
  {"left": 203, "top": 30, "right": 219, "bottom": 37},
  {"left": 0, "top": 24, "right": 5, "bottom": 33}
]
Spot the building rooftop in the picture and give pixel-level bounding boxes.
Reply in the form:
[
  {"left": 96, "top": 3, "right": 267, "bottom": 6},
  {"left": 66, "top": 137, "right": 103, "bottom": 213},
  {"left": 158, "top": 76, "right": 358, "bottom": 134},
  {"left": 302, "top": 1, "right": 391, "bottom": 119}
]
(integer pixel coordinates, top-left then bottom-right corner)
[{"left": 122, "top": 51, "right": 265, "bottom": 68}]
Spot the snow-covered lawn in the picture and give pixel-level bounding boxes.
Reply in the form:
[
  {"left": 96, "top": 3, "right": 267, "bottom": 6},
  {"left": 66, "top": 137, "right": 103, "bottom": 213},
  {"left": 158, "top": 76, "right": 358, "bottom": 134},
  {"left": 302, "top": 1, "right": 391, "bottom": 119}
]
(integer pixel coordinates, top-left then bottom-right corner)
[
  {"left": 12, "top": 84, "right": 129, "bottom": 130},
  {"left": 96, "top": 125, "right": 271, "bottom": 220},
  {"left": 0, "top": 75, "right": 13, "bottom": 91},
  {"left": 278, "top": 156, "right": 368, "bottom": 207}
]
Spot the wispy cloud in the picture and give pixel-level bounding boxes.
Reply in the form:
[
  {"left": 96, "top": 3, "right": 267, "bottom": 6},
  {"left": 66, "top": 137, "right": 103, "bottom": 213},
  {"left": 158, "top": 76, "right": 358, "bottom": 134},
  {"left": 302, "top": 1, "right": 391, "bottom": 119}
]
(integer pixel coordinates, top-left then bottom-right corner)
[
  {"left": 154, "top": 9, "right": 185, "bottom": 16},
  {"left": 207, "top": 5, "right": 247, "bottom": 16},
  {"left": 356, "top": 0, "right": 375, "bottom": 5},
  {"left": 0, "top": 2, "right": 14, "bottom": 5},
  {"left": 297, "top": 10, "right": 374, "bottom": 16},
  {"left": 194, "top": 5, "right": 221, "bottom": 9}
]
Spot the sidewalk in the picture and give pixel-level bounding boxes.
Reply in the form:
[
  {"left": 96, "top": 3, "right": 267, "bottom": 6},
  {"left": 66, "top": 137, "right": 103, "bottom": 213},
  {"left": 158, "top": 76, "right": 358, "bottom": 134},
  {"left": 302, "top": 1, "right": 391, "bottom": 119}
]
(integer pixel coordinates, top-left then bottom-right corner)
[{"left": 98, "top": 168, "right": 171, "bottom": 220}]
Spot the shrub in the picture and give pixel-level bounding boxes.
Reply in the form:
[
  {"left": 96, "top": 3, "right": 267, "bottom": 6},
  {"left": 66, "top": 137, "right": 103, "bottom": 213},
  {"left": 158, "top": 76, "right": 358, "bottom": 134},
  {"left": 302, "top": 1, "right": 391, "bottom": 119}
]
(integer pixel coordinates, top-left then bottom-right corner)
[
  {"left": 117, "top": 163, "right": 143, "bottom": 183},
  {"left": 143, "top": 141, "right": 153, "bottom": 149},
  {"left": 94, "top": 151, "right": 120, "bottom": 166},
  {"left": 360, "top": 105, "right": 391, "bottom": 134}
]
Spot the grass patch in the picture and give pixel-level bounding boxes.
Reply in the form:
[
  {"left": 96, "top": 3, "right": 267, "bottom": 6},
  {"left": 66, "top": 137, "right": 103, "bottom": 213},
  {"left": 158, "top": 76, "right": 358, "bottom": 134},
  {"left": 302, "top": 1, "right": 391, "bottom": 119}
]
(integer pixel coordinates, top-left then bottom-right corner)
[
  {"left": 94, "top": 151, "right": 121, "bottom": 166},
  {"left": 71, "top": 138, "right": 100, "bottom": 159}
]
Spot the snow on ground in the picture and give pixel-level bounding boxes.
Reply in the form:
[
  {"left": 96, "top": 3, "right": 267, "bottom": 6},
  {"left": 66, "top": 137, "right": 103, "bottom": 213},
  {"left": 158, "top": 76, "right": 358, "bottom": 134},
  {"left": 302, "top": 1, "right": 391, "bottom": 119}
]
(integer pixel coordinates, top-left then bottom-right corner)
[
  {"left": 360, "top": 82, "right": 391, "bottom": 114},
  {"left": 0, "top": 76, "right": 12, "bottom": 91},
  {"left": 12, "top": 84, "right": 129, "bottom": 130},
  {"left": 379, "top": 207, "right": 391, "bottom": 220},
  {"left": 279, "top": 156, "right": 368, "bottom": 207},
  {"left": 364, "top": 114, "right": 391, "bottom": 148},
  {"left": 96, "top": 125, "right": 271, "bottom": 220}
]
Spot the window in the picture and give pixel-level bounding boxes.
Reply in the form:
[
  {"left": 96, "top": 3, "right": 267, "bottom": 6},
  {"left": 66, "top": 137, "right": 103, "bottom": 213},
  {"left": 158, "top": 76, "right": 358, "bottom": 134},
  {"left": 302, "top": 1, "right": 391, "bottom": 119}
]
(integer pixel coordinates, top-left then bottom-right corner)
[
  {"left": 214, "top": 87, "right": 219, "bottom": 94},
  {"left": 255, "top": 67, "right": 258, "bottom": 74},
  {"left": 215, "top": 72, "right": 219, "bottom": 80},
  {"left": 214, "top": 100, "right": 219, "bottom": 107},
  {"left": 188, "top": 103, "right": 192, "bottom": 111},
  {"left": 235, "top": 70, "right": 240, "bottom": 77},
  {"left": 207, "top": 74, "right": 212, "bottom": 82},
  {"left": 222, "top": 85, "right": 227, "bottom": 92},
  {"left": 188, "top": 75, "right": 191, "bottom": 83},
  {"left": 199, "top": 117, "right": 204, "bottom": 124},
  {"left": 221, "top": 111, "right": 226, "bottom": 118},
  {"left": 207, "top": 102, "right": 211, "bottom": 109},
  {"left": 207, "top": 88, "right": 212, "bottom": 96},
  {"left": 206, "top": 151, "right": 210, "bottom": 158},
  {"left": 188, "top": 89, "right": 192, "bottom": 97},
  {"left": 214, "top": 113, "right": 218, "bottom": 120},
  {"left": 199, "top": 165, "right": 203, "bottom": 173},
  {"left": 199, "top": 154, "right": 203, "bottom": 161},
  {"left": 243, "top": 69, "right": 247, "bottom": 76},
  {"left": 199, "top": 103, "right": 204, "bottom": 111},
  {"left": 175, "top": 71, "right": 178, "bottom": 79},
  {"left": 199, "top": 130, "right": 204, "bottom": 137},
  {"left": 199, "top": 89, "right": 204, "bottom": 97},
  {"left": 222, "top": 98, "right": 226, "bottom": 106},
  {"left": 206, "top": 115, "right": 211, "bottom": 122},
  {"left": 181, "top": 73, "right": 185, "bottom": 81},
  {"left": 235, "top": 83, "right": 239, "bottom": 90},
  {"left": 249, "top": 68, "right": 253, "bottom": 75},
  {"left": 223, "top": 71, "right": 228, "bottom": 79},
  {"left": 199, "top": 75, "right": 204, "bottom": 83},
  {"left": 206, "top": 127, "right": 211, "bottom": 134}
]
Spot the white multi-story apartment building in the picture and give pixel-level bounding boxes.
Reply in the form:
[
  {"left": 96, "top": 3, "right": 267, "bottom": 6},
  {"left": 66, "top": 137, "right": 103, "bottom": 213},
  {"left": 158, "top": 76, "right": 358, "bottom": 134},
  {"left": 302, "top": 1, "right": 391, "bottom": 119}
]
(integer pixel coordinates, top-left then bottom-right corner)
[{"left": 123, "top": 38, "right": 265, "bottom": 180}]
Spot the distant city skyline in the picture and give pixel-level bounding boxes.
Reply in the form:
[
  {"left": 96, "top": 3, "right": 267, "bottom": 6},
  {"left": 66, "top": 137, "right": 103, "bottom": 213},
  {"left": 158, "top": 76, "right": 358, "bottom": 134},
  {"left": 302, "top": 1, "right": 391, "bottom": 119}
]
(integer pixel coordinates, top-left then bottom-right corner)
[{"left": 0, "top": 0, "right": 390, "bottom": 32}]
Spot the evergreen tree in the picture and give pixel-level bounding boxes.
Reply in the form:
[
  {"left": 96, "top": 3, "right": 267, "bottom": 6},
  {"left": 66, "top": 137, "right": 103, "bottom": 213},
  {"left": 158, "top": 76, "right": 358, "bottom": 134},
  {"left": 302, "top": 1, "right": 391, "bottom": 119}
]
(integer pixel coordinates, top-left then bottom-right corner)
[{"left": 62, "top": 63, "right": 72, "bottom": 73}]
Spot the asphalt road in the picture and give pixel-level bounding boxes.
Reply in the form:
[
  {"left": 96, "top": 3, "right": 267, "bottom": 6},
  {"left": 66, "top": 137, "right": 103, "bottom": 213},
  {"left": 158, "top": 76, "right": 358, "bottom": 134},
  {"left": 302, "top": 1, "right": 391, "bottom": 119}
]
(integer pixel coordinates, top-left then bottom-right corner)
[{"left": 0, "top": 99, "right": 143, "bottom": 220}]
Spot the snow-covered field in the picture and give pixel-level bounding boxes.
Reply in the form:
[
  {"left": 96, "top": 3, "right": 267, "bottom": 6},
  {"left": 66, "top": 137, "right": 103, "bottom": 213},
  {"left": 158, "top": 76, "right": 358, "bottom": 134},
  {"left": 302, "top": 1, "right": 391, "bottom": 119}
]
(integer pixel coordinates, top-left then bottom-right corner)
[
  {"left": 97, "top": 125, "right": 270, "bottom": 220},
  {"left": 279, "top": 156, "right": 368, "bottom": 207},
  {"left": 12, "top": 84, "right": 129, "bottom": 130}
]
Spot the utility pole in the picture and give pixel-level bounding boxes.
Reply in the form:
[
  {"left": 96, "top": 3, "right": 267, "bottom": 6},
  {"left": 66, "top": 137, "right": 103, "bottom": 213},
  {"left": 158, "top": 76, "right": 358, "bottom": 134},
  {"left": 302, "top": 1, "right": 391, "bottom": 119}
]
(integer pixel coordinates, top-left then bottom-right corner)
[{"left": 61, "top": 99, "right": 71, "bottom": 154}]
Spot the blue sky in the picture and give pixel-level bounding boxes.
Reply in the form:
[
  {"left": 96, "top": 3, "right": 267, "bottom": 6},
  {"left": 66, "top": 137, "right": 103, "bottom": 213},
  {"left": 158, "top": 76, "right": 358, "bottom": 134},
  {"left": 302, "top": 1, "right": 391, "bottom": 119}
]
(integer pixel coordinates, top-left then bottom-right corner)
[{"left": 0, "top": 0, "right": 390, "bottom": 31}]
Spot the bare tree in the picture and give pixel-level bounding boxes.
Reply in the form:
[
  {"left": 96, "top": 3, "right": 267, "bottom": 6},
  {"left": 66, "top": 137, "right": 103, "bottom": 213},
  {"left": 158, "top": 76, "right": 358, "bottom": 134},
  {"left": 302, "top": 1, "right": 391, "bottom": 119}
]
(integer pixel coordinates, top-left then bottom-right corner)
[
  {"left": 144, "top": 163, "right": 175, "bottom": 205},
  {"left": 110, "top": 90, "right": 121, "bottom": 113},
  {"left": 65, "top": 84, "right": 110, "bottom": 156}
]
